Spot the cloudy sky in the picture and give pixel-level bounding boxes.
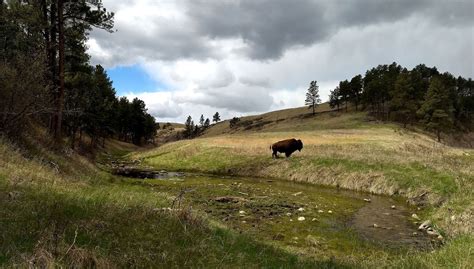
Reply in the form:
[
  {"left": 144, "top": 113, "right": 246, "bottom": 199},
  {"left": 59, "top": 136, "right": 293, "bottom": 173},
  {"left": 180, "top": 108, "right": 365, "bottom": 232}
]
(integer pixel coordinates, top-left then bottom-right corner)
[{"left": 87, "top": 0, "right": 474, "bottom": 123}]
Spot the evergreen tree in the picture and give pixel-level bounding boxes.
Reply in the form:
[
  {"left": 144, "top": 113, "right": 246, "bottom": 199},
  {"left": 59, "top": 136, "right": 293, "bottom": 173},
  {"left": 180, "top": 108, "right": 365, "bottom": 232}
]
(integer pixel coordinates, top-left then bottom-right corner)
[
  {"left": 417, "top": 77, "right": 455, "bottom": 142},
  {"left": 193, "top": 124, "right": 200, "bottom": 136},
  {"left": 349, "top": 75, "right": 363, "bottom": 111},
  {"left": 329, "top": 87, "right": 341, "bottom": 110},
  {"left": 0, "top": 1, "right": 159, "bottom": 147},
  {"left": 204, "top": 118, "right": 210, "bottom": 129},
  {"left": 184, "top": 116, "right": 194, "bottom": 138},
  {"left": 116, "top": 97, "right": 132, "bottom": 141},
  {"left": 390, "top": 71, "right": 418, "bottom": 127},
  {"left": 213, "top": 112, "right": 221, "bottom": 123},
  {"left": 129, "top": 98, "right": 147, "bottom": 145},
  {"left": 40, "top": 0, "right": 114, "bottom": 142},
  {"left": 199, "top": 114, "right": 205, "bottom": 127},
  {"left": 456, "top": 77, "right": 474, "bottom": 126},
  {"left": 0, "top": 1, "right": 48, "bottom": 136},
  {"left": 362, "top": 63, "right": 401, "bottom": 119},
  {"left": 338, "top": 80, "right": 351, "bottom": 112},
  {"left": 305, "top": 80, "right": 321, "bottom": 115},
  {"left": 229, "top": 117, "right": 240, "bottom": 128}
]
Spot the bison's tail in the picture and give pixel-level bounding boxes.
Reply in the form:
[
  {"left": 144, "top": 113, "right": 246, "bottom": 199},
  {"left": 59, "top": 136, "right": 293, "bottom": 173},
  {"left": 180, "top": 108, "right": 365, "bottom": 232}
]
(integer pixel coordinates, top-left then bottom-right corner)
[{"left": 269, "top": 144, "right": 272, "bottom": 150}]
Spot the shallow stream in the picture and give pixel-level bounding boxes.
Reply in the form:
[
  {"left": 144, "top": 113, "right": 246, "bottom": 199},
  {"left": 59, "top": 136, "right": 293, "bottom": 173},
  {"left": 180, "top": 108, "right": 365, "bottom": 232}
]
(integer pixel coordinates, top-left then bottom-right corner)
[{"left": 114, "top": 167, "right": 437, "bottom": 258}]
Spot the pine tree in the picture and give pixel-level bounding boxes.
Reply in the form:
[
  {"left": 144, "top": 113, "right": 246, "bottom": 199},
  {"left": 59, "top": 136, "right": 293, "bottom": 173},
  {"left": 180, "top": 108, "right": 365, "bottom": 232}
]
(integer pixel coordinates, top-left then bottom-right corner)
[
  {"left": 338, "top": 80, "right": 351, "bottom": 112},
  {"left": 349, "top": 75, "right": 363, "bottom": 111},
  {"left": 184, "top": 116, "right": 194, "bottom": 138},
  {"left": 417, "top": 77, "right": 454, "bottom": 142},
  {"left": 305, "top": 81, "right": 321, "bottom": 115},
  {"left": 44, "top": 0, "right": 114, "bottom": 143},
  {"left": 204, "top": 118, "right": 210, "bottom": 129},
  {"left": 213, "top": 112, "right": 221, "bottom": 123},
  {"left": 390, "top": 72, "right": 418, "bottom": 127},
  {"left": 329, "top": 87, "right": 341, "bottom": 110},
  {"left": 199, "top": 114, "right": 205, "bottom": 127}
]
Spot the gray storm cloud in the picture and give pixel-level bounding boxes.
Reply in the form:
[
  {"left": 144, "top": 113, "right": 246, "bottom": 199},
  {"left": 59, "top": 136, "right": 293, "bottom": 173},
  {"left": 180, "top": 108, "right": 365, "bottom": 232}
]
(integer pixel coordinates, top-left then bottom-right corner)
[
  {"left": 239, "top": 76, "right": 271, "bottom": 88},
  {"left": 91, "top": 0, "right": 473, "bottom": 121},
  {"left": 92, "top": 0, "right": 473, "bottom": 65},
  {"left": 176, "top": 85, "right": 274, "bottom": 113}
]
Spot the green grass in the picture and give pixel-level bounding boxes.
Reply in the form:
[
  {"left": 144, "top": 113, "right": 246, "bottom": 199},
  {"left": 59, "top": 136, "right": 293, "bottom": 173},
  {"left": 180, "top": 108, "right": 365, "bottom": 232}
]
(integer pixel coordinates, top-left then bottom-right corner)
[
  {"left": 307, "top": 157, "right": 459, "bottom": 195},
  {"left": 383, "top": 235, "right": 474, "bottom": 268},
  {"left": 204, "top": 106, "right": 389, "bottom": 137},
  {"left": 2, "top": 108, "right": 473, "bottom": 268},
  {"left": 132, "top": 111, "right": 473, "bottom": 258},
  {"left": 136, "top": 133, "right": 470, "bottom": 201},
  {"left": 1, "top": 183, "right": 328, "bottom": 268},
  {"left": 0, "top": 139, "right": 334, "bottom": 268}
]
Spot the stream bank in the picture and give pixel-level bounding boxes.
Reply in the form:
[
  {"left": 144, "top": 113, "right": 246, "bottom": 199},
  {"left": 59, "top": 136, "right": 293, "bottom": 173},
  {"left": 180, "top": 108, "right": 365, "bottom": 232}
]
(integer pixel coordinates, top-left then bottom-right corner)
[{"left": 111, "top": 165, "right": 442, "bottom": 259}]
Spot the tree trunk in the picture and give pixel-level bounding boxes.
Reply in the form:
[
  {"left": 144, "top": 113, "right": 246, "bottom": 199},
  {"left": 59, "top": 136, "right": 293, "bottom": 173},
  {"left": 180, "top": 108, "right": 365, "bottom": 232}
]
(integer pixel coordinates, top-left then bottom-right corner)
[
  {"left": 312, "top": 103, "right": 315, "bottom": 115},
  {"left": 71, "top": 129, "right": 76, "bottom": 149},
  {"left": 437, "top": 130, "right": 441, "bottom": 142},
  {"left": 54, "top": 0, "right": 65, "bottom": 143},
  {"left": 48, "top": 1, "right": 58, "bottom": 136},
  {"left": 40, "top": 0, "right": 50, "bottom": 70},
  {"left": 79, "top": 128, "right": 83, "bottom": 145}
]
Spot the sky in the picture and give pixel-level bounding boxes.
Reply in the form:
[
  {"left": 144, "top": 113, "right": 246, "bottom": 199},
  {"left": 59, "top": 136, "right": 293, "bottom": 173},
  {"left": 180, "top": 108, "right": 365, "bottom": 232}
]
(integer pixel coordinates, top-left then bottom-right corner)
[{"left": 87, "top": 0, "right": 474, "bottom": 123}]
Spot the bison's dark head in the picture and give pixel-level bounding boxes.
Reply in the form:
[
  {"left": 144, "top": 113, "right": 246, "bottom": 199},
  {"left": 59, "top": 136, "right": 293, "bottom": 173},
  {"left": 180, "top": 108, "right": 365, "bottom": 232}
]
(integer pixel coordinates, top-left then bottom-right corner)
[{"left": 297, "top": 139, "right": 303, "bottom": 151}]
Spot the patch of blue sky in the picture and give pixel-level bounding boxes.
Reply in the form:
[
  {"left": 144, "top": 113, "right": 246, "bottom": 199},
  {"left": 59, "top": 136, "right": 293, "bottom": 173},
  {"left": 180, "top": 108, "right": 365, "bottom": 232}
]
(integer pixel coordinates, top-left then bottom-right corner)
[{"left": 106, "top": 64, "right": 167, "bottom": 96}]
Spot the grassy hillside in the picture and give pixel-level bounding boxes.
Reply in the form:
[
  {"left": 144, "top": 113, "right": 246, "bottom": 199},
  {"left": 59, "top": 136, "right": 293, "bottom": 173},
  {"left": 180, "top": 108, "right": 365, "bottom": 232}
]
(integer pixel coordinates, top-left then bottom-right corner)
[
  {"left": 0, "top": 138, "right": 325, "bottom": 268},
  {"left": 133, "top": 109, "right": 474, "bottom": 238},
  {"left": 204, "top": 104, "right": 376, "bottom": 136},
  {"left": 2, "top": 107, "right": 473, "bottom": 268},
  {"left": 158, "top": 122, "right": 185, "bottom": 130},
  {"left": 129, "top": 108, "right": 474, "bottom": 267}
]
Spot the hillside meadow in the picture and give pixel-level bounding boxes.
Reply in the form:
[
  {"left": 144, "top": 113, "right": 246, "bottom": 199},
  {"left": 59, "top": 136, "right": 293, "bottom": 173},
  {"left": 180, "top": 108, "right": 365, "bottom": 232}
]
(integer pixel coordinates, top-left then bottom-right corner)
[
  {"left": 1, "top": 108, "right": 473, "bottom": 268},
  {"left": 0, "top": 137, "right": 326, "bottom": 268},
  {"left": 130, "top": 108, "right": 474, "bottom": 267}
]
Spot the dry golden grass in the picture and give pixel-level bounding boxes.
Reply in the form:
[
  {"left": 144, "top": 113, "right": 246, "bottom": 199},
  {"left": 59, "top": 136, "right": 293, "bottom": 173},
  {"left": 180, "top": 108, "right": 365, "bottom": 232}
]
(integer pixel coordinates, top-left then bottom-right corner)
[{"left": 135, "top": 111, "right": 474, "bottom": 238}]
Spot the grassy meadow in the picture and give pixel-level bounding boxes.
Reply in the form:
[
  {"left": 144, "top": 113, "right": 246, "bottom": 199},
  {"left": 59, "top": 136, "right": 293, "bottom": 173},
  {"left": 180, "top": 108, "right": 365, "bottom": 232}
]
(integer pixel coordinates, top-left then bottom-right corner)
[
  {"left": 129, "top": 107, "right": 474, "bottom": 267},
  {"left": 1, "top": 106, "right": 473, "bottom": 268},
  {"left": 0, "top": 138, "right": 327, "bottom": 268},
  {"left": 135, "top": 109, "right": 473, "bottom": 230}
]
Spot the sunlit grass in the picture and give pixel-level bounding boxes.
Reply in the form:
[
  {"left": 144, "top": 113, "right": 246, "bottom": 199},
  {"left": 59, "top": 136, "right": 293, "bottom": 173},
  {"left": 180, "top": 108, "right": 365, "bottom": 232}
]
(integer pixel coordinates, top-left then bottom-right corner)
[
  {"left": 133, "top": 112, "right": 474, "bottom": 239},
  {"left": 1, "top": 108, "right": 473, "bottom": 268},
  {"left": 0, "top": 139, "right": 324, "bottom": 268}
]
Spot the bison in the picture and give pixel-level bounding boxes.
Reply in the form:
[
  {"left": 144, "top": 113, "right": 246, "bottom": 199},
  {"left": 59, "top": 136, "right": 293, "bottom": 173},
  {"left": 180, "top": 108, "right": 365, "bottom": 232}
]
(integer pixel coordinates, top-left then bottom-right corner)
[{"left": 270, "top": 138, "right": 303, "bottom": 159}]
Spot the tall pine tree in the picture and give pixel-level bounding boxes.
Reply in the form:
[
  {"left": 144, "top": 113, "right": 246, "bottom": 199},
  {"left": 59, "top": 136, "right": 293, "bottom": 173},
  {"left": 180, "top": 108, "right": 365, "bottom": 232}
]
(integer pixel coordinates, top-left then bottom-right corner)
[
  {"left": 390, "top": 71, "right": 418, "bottom": 127},
  {"left": 305, "top": 81, "right": 321, "bottom": 115},
  {"left": 417, "top": 77, "right": 455, "bottom": 141},
  {"left": 213, "top": 112, "right": 221, "bottom": 123}
]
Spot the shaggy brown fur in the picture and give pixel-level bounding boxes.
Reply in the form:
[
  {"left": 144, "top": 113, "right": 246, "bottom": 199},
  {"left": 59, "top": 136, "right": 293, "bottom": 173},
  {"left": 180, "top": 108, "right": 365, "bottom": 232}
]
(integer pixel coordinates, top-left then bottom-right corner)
[{"left": 270, "top": 138, "right": 303, "bottom": 158}]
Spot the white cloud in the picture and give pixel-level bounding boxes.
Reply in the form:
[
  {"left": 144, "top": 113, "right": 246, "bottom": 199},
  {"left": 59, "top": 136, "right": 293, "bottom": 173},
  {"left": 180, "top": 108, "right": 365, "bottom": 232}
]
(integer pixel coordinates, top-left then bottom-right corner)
[{"left": 87, "top": 0, "right": 474, "bottom": 123}]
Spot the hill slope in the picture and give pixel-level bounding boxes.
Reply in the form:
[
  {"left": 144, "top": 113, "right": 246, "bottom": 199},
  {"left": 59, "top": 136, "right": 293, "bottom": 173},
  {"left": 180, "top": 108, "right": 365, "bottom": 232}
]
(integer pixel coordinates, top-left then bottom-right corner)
[
  {"left": 130, "top": 107, "right": 474, "bottom": 267},
  {"left": 134, "top": 108, "right": 474, "bottom": 237},
  {"left": 0, "top": 138, "right": 321, "bottom": 268},
  {"left": 2, "top": 107, "right": 473, "bottom": 268}
]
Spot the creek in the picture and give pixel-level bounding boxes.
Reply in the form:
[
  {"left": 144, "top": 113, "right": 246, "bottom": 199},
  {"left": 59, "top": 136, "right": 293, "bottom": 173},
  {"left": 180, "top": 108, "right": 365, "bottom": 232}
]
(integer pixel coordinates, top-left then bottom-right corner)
[{"left": 112, "top": 167, "right": 438, "bottom": 258}]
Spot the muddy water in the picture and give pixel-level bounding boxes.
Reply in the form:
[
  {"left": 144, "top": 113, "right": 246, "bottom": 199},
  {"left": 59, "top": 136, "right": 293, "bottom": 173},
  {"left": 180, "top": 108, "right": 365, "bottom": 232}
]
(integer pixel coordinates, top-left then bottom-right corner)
[
  {"left": 352, "top": 196, "right": 431, "bottom": 249},
  {"left": 119, "top": 169, "right": 435, "bottom": 257}
]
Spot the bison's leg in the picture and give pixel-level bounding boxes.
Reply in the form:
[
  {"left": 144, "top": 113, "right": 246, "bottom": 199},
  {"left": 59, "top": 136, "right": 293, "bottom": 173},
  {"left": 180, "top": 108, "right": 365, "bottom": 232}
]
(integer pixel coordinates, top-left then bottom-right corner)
[
  {"left": 285, "top": 151, "right": 292, "bottom": 158},
  {"left": 272, "top": 150, "right": 278, "bottom": 159}
]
